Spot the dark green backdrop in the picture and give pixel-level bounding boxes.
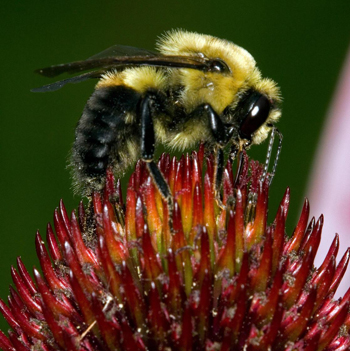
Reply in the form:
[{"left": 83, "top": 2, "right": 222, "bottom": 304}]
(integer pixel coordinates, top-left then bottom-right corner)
[{"left": 1, "top": 0, "right": 349, "bottom": 332}]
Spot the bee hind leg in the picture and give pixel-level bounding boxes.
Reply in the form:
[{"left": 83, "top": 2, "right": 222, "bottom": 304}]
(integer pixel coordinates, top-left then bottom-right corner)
[{"left": 140, "top": 93, "right": 174, "bottom": 231}]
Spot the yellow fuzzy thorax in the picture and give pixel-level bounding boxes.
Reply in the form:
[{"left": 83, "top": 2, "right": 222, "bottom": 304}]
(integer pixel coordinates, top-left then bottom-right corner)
[{"left": 157, "top": 30, "right": 259, "bottom": 113}]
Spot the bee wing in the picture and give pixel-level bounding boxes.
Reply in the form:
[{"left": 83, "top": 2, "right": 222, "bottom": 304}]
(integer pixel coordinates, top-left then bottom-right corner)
[
  {"left": 31, "top": 70, "right": 105, "bottom": 92},
  {"left": 34, "top": 55, "right": 210, "bottom": 78},
  {"left": 34, "top": 43, "right": 211, "bottom": 78},
  {"left": 31, "top": 55, "right": 210, "bottom": 92},
  {"left": 32, "top": 44, "right": 216, "bottom": 92}
]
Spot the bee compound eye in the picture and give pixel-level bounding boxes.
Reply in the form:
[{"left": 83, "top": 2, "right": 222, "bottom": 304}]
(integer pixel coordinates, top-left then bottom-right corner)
[{"left": 239, "top": 94, "right": 271, "bottom": 139}]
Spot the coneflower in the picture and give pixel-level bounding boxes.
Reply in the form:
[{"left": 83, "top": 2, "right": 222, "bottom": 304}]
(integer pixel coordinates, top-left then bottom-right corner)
[{"left": 1, "top": 145, "right": 350, "bottom": 351}]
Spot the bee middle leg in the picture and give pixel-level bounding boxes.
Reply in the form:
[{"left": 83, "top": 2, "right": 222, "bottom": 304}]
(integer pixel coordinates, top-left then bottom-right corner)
[{"left": 140, "top": 93, "right": 174, "bottom": 229}]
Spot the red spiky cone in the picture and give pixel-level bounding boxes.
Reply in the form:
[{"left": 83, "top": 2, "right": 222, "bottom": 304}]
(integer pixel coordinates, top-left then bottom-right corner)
[{"left": 1, "top": 145, "right": 350, "bottom": 351}]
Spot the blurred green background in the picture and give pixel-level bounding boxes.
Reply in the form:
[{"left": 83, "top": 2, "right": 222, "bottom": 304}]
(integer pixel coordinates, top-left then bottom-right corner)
[{"left": 1, "top": 0, "right": 349, "bottom": 333}]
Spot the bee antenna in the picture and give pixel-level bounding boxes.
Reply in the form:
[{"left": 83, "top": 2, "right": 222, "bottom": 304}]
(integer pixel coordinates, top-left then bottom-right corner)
[{"left": 262, "top": 127, "right": 283, "bottom": 184}]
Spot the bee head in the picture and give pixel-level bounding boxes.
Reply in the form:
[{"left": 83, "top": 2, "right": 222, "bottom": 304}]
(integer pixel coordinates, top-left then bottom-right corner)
[{"left": 228, "top": 75, "right": 281, "bottom": 147}]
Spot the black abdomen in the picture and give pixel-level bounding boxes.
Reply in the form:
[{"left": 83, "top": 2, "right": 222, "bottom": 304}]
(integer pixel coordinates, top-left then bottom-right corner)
[{"left": 72, "top": 85, "right": 142, "bottom": 193}]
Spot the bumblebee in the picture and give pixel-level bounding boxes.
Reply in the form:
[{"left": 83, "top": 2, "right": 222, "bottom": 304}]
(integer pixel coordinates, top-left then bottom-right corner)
[{"left": 33, "top": 30, "right": 282, "bottom": 209}]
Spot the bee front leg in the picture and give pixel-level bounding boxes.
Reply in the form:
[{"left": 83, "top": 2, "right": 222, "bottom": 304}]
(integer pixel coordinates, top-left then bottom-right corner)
[
  {"left": 203, "top": 104, "right": 229, "bottom": 210},
  {"left": 140, "top": 94, "right": 174, "bottom": 230},
  {"left": 214, "top": 146, "right": 226, "bottom": 210}
]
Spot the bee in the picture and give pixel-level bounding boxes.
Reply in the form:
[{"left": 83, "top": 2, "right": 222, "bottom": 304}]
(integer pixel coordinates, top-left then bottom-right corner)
[{"left": 33, "top": 29, "right": 282, "bottom": 211}]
